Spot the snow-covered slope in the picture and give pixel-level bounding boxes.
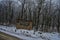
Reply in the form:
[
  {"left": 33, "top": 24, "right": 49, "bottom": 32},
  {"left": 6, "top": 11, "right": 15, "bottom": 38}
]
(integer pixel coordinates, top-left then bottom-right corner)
[{"left": 0, "top": 25, "right": 60, "bottom": 40}]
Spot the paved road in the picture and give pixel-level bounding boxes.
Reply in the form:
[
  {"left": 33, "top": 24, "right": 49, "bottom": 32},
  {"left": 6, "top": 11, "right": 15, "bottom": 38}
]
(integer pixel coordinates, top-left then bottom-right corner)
[{"left": 0, "top": 32, "right": 22, "bottom": 40}]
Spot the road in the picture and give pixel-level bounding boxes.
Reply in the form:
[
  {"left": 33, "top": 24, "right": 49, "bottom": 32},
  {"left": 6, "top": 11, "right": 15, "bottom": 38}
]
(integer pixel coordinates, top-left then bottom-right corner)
[{"left": 0, "top": 32, "right": 22, "bottom": 40}]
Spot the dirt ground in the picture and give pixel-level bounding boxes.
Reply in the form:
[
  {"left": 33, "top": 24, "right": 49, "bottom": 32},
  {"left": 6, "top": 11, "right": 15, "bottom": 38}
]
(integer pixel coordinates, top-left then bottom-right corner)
[{"left": 0, "top": 32, "right": 22, "bottom": 40}]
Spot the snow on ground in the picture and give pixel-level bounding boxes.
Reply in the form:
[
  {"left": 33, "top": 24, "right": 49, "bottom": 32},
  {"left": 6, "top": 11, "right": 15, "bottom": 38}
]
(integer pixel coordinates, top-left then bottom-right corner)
[{"left": 0, "top": 25, "right": 60, "bottom": 40}]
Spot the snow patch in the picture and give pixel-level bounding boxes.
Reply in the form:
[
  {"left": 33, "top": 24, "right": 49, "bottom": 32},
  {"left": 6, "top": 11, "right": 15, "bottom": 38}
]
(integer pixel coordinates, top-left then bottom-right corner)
[{"left": 0, "top": 25, "right": 60, "bottom": 40}]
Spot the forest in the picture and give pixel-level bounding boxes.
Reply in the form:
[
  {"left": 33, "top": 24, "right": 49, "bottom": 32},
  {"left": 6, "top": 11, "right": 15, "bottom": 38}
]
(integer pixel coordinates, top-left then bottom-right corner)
[{"left": 0, "top": 0, "right": 60, "bottom": 33}]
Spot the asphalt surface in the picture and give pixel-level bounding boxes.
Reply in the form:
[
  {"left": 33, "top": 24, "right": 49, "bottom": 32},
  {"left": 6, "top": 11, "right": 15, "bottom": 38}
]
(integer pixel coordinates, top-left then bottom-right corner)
[{"left": 0, "top": 32, "right": 22, "bottom": 40}]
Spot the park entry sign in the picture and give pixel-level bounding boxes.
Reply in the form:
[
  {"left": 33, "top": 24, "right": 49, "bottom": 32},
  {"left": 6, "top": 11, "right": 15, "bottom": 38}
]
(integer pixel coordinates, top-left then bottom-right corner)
[{"left": 16, "top": 19, "right": 32, "bottom": 30}]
